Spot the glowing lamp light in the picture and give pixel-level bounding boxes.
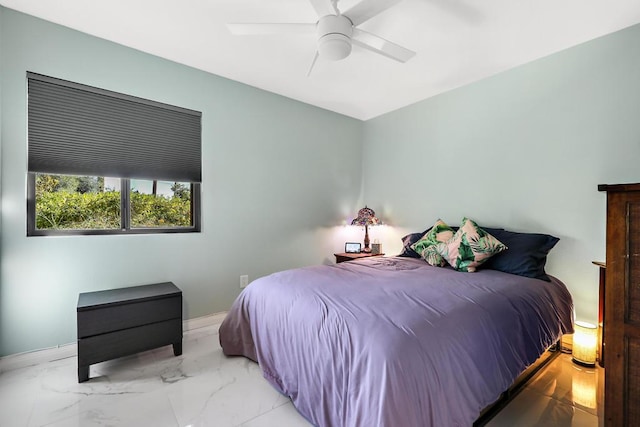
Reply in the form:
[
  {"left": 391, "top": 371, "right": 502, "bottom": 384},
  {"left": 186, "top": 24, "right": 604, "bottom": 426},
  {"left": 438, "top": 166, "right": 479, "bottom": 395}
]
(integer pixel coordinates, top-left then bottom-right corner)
[{"left": 572, "top": 321, "right": 597, "bottom": 367}]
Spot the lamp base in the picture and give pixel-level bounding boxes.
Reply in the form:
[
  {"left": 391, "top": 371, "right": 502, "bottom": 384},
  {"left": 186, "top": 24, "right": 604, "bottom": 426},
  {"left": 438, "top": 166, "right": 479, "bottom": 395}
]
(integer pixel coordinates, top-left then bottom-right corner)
[
  {"left": 572, "top": 357, "right": 596, "bottom": 368},
  {"left": 363, "top": 224, "right": 370, "bottom": 252}
]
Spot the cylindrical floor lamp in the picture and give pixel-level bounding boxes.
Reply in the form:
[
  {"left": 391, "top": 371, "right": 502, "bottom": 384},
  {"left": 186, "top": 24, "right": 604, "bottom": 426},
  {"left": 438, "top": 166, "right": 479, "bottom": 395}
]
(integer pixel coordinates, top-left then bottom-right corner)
[{"left": 572, "top": 321, "right": 597, "bottom": 367}]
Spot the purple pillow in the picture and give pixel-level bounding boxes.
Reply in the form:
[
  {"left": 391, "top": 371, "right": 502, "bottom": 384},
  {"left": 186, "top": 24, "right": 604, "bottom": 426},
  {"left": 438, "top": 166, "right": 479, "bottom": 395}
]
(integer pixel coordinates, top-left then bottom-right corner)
[{"left": 481, "top": 229, "right": 559, "bottom": 281}]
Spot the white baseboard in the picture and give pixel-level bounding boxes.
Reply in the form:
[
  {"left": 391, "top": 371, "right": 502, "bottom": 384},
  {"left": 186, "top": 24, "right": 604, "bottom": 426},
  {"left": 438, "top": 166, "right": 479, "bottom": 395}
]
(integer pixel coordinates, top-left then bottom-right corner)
[{"left": 0, "top": 311, "right": 227, "bottom": 374}]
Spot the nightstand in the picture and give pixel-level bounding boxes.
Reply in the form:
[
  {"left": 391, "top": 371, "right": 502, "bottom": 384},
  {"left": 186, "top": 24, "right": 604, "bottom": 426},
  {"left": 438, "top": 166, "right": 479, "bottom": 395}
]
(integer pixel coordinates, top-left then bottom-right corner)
[
  {"left": 334, "top": 252, "right": 384, "bottom": 263},
  {"left": 77, "top": 282, "right": 182, "bottom": 382}
]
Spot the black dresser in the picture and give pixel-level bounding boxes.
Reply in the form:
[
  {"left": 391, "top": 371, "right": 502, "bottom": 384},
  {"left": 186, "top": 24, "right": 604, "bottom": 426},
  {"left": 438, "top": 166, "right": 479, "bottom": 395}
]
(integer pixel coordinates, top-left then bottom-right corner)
[{"left": 77, "top": 282, "right": 182, "bottom": 382}]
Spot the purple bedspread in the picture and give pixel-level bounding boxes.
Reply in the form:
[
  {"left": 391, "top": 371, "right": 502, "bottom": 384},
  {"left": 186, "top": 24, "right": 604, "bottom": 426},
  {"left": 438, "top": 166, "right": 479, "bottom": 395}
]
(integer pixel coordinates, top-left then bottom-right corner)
[{"left": 219, "top": 257, "right": 573, "bottom": 427}]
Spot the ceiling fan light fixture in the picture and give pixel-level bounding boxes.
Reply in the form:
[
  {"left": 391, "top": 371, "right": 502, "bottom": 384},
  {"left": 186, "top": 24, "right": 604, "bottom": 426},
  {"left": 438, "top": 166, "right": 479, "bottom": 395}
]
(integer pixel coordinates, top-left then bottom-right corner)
[
  {"left": 318, "top": 33, "right": 352, "bottom": 60},
  {"left": 316, "top": 14, "right": 353, "bottom": 61}
]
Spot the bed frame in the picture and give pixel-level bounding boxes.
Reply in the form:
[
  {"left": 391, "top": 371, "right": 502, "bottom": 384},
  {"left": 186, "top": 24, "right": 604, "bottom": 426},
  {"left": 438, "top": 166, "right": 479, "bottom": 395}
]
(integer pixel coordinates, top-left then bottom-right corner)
[{"left": 473, "top": 341, "right": 561, "bottom": 426}]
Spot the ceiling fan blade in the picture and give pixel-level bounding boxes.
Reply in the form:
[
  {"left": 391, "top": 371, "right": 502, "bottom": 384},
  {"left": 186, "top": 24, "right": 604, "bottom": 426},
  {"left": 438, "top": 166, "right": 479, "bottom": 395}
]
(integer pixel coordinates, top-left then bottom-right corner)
[
  {"left": 343, "top": 0, "right": 402, "bottom": 26},
  {"left": 227, "top": 23, "right": 315, "bottom": 35},
  {"left": 309, "top": 0, "right": 339, "bottom": 18},
  {"left": 352, "top": 28, "right": 415, "bottom": 62},
  {"left": 307, "top": 51, "right": 320, "bottom": 77}
]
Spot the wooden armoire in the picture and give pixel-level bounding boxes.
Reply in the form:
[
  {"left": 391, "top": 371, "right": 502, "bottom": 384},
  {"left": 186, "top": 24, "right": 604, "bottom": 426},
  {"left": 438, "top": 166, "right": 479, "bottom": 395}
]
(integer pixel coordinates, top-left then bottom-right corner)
[{"left": 599, "top": 183, "right": 640, "bottom": 426}]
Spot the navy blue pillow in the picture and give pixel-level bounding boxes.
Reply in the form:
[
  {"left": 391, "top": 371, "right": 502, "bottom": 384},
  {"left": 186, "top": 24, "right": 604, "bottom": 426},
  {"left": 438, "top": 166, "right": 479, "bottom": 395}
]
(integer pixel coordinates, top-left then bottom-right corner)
[
  {"left": 398, "top": 229, "right": 429, "bottom": 258},
  {"left": 481, "top": 230, "right": 559, "bottom": 281}
]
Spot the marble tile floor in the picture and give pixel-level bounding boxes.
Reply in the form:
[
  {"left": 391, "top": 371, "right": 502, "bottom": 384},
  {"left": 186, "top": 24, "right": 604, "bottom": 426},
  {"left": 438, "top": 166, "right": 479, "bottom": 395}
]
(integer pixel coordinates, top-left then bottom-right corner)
[{"left": 0, "top": 322, "right": 603, "bottom": 427}]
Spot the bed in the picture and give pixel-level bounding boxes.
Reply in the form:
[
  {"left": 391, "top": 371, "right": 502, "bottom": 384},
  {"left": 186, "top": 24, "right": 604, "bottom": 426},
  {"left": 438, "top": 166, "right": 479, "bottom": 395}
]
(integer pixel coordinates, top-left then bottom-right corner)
[{"left": 219, "top": 255, "right": 573, "bottom": 426}]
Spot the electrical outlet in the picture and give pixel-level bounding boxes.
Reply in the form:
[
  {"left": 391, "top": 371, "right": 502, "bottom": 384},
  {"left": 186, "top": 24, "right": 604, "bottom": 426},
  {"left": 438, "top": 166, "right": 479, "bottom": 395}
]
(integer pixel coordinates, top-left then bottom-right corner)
[{"left": 240, "top": 275, "right": 249, "bottom": 288}]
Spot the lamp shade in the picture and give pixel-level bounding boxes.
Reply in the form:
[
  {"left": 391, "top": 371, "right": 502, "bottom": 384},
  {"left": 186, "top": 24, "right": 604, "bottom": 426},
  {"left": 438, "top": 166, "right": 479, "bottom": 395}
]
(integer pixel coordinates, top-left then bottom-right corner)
[
  {"left": 572, "top": 321, "right": 597, "bottom": 366},
  {"left": 351, "top": 206, "right": 379, "bottom": 227}
]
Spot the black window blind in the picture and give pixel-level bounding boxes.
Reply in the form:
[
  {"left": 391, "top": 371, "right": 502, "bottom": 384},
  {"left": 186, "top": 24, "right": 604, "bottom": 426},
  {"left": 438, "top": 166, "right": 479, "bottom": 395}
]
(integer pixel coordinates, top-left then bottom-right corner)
[{"left": 27, "top": 72, "right": 202, "bottom": 182}]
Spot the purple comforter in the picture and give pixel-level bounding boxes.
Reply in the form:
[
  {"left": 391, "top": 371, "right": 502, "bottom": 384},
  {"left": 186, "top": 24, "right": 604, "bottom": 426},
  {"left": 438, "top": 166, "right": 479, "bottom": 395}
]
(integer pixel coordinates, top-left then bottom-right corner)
[{"left": 219, "top": 257, "right": 573, "bottom": 427}]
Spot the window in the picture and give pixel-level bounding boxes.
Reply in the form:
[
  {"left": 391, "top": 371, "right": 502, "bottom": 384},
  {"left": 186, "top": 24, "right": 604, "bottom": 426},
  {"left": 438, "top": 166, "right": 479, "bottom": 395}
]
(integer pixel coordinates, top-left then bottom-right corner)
[
  {"left": 26, "top": 72, "right": 202, "bottom": 236},
  {"left": 28, "top": 174, "right": 199, "bottom": 235},
  {"left": 32, "top": 174, "right": 121, "bottom": 231},
  {"left": 130, "top": 179, "right": 193, "bottom": 228}
]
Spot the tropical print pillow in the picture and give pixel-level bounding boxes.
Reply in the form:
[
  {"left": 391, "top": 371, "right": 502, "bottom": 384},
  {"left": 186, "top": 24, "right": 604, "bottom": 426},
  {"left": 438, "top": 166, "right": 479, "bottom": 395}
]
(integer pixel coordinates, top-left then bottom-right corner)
[
  {"left": 435, "top": 217, "right": 507, "bottom": 272},
  {"left": 411, "top": 219, "right": 455, "bottom": 266}
]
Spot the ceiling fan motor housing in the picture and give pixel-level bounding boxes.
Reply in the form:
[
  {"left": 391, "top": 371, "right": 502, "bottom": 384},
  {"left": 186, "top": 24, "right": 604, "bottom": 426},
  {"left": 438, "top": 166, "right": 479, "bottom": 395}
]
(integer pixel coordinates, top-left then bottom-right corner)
[{"left": 317, "top": 15, "right": 353, "bottom": 61}]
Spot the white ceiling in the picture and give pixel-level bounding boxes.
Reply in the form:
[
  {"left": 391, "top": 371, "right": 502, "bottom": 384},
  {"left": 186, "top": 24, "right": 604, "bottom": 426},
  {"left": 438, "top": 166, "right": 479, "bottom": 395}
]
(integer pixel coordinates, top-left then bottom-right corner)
[{"left": 2, "top": 0, "right": 640, "bottom": 120}]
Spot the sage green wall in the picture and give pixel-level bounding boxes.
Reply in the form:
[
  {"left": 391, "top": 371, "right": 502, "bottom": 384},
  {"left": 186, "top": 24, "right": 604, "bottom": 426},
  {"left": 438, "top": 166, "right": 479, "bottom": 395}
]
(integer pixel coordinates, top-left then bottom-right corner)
[
  {"left": 0, "top": 8, "right": 364, "bottom": 356},
  {"left": 363, "top": 23, "right": 640, "bottom": 324}
]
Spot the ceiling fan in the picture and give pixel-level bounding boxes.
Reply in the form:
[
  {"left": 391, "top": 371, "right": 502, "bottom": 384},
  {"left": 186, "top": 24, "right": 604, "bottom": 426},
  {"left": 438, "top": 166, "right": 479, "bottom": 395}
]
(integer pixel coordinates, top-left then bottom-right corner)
[{"left": 227, "top": 0, "right": 416, "bottom": 76}]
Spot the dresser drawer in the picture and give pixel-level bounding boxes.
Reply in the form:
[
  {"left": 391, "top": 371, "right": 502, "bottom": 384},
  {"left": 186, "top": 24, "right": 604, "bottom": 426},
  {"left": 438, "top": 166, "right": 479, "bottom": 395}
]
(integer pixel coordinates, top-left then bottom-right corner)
[
  {"left": 77, "top": 296, "right": 181, "bottom": 338},
  {"left": 78, "top": 318, "right": 182, "bottom": 366}
]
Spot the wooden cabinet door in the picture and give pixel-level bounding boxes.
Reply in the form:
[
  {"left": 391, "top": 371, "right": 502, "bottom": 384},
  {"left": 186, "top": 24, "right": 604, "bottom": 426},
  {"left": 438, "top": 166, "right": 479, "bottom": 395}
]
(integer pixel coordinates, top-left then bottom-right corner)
[{"left": 604, "top": 186, "right": 640, "bottom": 427}]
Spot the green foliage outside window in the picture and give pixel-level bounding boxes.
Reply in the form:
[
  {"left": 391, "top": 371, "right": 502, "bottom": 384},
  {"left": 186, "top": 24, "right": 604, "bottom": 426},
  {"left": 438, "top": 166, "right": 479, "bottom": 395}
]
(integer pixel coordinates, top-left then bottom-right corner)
[
  {"left": 36, "top": 190, "right": 121, "bottom": 229},
  {"left": 130, "top": 190, "right": 191, "bottom": 228},
  {"left": 35, "top": 174, "right": 191, "bottom": 230}
]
